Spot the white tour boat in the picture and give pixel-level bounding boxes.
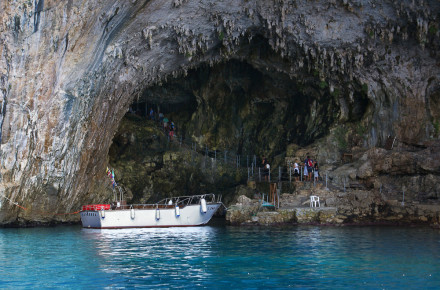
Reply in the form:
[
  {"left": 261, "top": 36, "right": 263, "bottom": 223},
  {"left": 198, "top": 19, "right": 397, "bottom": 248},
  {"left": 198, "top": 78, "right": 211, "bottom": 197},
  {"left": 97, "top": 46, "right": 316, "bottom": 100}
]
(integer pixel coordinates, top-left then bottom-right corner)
[{"left": 80, "top": 193, "right": 222, "bottom": 229}]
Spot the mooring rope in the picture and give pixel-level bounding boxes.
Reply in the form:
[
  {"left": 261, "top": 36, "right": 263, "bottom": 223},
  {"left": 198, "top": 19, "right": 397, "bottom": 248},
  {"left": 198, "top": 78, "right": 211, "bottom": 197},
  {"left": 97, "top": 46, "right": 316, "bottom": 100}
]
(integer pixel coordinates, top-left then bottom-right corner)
[
  {"left": 0, "top": 193, "right": 80, "bottom": 215},
  {"left": 0, "top": 193, "right": 27, "bottom": 210}
]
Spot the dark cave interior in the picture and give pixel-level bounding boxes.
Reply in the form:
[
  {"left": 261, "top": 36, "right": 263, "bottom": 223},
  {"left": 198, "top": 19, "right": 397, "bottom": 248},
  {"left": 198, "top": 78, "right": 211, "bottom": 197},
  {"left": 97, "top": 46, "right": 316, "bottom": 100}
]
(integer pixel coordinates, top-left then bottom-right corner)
[
  {"left": 108, "top": 36, "right": 371, "bottom": 202},
  {"left": 108, "top": 59, "right": 370, "bottom": 203},
  {"left": 118, "top": 58, "right": 370, "bottom": 156}
]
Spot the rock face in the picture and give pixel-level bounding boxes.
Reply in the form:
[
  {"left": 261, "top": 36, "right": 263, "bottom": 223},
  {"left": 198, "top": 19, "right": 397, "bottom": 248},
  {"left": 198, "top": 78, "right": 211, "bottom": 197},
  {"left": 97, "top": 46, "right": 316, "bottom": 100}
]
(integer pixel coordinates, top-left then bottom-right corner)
[
  {"left": 226, "top": 186, "right": 440, "bottom": 226},
  {"left": 0, "top": 0, "right": 439, "bottom": 225}
]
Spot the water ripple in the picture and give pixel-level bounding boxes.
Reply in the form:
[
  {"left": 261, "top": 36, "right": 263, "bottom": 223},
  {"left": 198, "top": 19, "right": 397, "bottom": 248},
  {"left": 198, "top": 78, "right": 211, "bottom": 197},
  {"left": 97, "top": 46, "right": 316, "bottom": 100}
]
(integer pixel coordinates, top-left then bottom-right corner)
[{"left": 0, "top": 225, "right": 439, "bottom": 288}]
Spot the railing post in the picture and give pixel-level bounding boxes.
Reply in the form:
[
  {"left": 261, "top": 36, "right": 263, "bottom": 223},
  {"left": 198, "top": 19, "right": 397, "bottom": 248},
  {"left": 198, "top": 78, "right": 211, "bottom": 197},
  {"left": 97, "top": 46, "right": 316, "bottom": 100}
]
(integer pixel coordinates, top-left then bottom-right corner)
[
  {"left": 289, "top": 166, "right": 292, "bottom": 183},
  {"left": 278, "top": 166, "right": 281, "bottom": 181},
  {"left": 300, "top": 166, "right": 303, "bottom": 182},
  {"left": 269, "top": 167, "right": 271, "bottom": 182},
  {"left": 278, "top": 185, "right": 280, "bottom": 209},
  {"left": 214, "top": 150, "right": 216, "bottom": 162},
  {"left": 402, "top": 190, "right": 405, "bottom": 206},
  {"left": 248, "top": 167, "right": 250, "bottom": 180},
  {"left": 259, "top": 167, "right": 261, "bottom": 182},
  {"left": 314, "top": 172, "right": 316, "bottom": 187}
]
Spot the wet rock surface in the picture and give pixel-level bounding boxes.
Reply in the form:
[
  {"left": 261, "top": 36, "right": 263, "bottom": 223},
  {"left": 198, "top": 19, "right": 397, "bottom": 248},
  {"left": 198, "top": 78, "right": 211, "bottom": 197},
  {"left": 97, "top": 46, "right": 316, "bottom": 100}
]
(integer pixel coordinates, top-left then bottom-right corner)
[
  {"left": 227, "top": 182, "right": 440, "bottom": 227},
  {"left": 0, "top": 0, "right": 439, "bottom": 225}
]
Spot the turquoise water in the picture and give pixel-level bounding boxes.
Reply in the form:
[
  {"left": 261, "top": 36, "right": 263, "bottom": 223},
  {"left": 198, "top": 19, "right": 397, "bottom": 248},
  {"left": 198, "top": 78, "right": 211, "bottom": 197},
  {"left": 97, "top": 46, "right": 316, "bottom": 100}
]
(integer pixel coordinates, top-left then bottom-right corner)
[{"left": 0, "top": 221, "right": 439, "bottom": 289}]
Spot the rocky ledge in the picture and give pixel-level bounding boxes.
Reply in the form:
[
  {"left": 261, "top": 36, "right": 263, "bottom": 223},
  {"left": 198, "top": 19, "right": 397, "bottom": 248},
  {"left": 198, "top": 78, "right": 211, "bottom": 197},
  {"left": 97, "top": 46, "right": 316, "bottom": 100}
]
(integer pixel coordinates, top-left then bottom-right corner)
[{"left": 226, "top": 184, "right": 440, "bottom": 228}]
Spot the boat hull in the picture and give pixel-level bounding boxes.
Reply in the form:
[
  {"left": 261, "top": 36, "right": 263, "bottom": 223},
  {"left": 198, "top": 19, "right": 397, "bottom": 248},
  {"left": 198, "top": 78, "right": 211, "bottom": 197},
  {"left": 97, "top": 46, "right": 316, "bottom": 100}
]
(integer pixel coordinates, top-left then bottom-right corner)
[{"left": 80, "top": 203, "right": 221, "bottom": 229}]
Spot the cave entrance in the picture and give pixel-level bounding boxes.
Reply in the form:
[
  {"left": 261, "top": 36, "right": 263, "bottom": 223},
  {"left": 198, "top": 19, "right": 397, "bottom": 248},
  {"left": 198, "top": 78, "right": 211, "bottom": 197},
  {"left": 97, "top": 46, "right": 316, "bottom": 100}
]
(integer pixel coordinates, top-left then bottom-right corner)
[{"left": 109, "top": 56, "right": 370, "bottom": 203}]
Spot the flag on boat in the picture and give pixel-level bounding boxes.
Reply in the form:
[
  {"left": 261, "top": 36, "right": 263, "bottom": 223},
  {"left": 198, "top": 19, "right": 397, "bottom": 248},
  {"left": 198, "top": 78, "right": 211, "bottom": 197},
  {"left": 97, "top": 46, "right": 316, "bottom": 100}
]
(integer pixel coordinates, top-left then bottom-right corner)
[
  {"left": 106, "top": 167, "right": 117, "bottom": 188},
  {"left": 111, "top": 169, "right": 117, "bottom": 188}
]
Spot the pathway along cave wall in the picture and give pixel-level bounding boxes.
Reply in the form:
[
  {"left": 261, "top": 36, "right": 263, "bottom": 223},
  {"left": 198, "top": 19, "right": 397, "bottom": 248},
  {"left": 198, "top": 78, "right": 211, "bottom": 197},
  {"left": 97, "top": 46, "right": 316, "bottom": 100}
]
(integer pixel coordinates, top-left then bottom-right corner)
[{"left": 0, "top": 0, "right": 439, "bottom": 225}]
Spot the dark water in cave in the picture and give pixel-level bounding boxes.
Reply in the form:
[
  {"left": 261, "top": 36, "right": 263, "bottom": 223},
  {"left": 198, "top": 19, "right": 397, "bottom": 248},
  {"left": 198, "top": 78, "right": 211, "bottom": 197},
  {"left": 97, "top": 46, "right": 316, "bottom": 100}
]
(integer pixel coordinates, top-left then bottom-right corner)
[{"left": 0, "top": 222, "right": 439, "bottom": 288}]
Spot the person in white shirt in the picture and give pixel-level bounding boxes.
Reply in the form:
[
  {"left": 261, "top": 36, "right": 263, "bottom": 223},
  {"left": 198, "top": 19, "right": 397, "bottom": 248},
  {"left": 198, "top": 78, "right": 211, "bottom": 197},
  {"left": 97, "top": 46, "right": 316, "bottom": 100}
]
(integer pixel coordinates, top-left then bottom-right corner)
[{"left": 293, "top": 161, "right": 300, "bottom": 181}]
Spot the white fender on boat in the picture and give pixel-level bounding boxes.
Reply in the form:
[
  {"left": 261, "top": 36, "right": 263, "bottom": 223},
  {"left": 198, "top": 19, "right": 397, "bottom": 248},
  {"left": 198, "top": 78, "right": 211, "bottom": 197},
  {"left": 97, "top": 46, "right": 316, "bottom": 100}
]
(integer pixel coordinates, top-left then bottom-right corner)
[
  {"left": 100, "top": 209, "right": 105, "bottom": 219},
  {"left": 175, "top": 205, "right": 180, "bottom": 217},
  {"left": 201, "top": 198, "right": 207, "bottom": 213},
  {"left": 155, "top": 208, "right": 160, "bottom": 220},
  {"left": 130, "top": 208, "right": 135, "bottom": 219}
]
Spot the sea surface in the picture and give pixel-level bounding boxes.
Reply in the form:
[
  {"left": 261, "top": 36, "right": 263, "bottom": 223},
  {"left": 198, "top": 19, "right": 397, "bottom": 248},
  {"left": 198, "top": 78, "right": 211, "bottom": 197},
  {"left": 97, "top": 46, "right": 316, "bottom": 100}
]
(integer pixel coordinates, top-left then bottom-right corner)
[{"left": 0, "top": 220, "right": 439, "bottom": 289}]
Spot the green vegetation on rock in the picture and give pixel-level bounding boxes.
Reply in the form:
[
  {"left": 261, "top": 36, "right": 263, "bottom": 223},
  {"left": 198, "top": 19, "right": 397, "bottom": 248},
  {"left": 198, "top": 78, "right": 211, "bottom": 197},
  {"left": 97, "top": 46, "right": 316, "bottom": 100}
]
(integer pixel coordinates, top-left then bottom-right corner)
[
  {"left": 333, "top": 126, "right": 348, "bottom": 151},
  {"left": 434, "top": 120, "right": 440, "bottom": 137}
]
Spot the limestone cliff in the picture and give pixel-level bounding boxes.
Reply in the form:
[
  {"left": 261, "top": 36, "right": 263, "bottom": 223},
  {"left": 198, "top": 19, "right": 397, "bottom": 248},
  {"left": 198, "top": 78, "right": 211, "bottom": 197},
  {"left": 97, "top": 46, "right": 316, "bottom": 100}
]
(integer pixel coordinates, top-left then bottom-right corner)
[{"left": 0, "top": 0, "right": 439, "bottom": 225}]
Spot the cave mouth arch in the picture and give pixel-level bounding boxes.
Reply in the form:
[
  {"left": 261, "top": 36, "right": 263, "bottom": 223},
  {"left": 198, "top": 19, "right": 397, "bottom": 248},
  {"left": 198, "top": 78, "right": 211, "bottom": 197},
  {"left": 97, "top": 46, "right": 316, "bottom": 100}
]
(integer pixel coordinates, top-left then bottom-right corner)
[{"left": 108, "top": 55, "right": 370, "bottom": 203}]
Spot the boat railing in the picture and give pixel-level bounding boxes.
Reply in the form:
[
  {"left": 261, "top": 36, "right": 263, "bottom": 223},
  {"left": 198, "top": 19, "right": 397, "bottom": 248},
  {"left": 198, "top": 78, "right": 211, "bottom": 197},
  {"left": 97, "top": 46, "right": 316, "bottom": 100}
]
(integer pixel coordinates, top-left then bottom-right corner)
[{"left": 115, "top": 193, "right": 220, "bottom": 210}]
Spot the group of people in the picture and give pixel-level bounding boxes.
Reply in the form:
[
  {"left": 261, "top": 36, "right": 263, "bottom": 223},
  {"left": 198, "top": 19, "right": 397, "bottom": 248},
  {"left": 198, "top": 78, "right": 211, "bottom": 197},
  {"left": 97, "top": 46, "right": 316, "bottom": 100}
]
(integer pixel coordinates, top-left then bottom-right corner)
[
  {"left": 292, "top": 155, "right": 319, "bottom": 182},
  {"left": 148, "top": 108, "right": 176, "bottom": 141},
  {"left": 261, "top": 155, "right": 319, "bottom": 182}
]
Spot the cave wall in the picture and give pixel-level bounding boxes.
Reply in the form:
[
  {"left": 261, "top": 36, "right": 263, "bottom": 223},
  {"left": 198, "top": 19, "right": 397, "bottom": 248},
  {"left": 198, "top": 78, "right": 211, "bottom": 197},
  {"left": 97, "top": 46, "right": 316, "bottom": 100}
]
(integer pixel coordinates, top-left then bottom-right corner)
[
  {"left": 0, "top": 0, "right": 439, "bottom": 224},
  {"left": 144, "top": 58, "right": 349, "bottom": 155}
]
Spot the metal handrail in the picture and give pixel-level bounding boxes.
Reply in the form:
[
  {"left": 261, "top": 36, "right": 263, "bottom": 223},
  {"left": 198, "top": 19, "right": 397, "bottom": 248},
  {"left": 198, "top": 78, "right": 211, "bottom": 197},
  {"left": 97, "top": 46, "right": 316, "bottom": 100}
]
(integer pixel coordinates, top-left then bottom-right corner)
[{"left": 115, "top": 193, "right": 219, "bottom": 210}]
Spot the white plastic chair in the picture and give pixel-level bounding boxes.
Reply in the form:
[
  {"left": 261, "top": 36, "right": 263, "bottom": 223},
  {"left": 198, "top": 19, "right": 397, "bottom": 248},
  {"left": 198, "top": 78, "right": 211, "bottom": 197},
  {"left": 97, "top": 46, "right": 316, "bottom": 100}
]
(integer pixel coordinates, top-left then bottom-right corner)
[{"left": 310, "top": 196, "right": 320, "bottom": 208}]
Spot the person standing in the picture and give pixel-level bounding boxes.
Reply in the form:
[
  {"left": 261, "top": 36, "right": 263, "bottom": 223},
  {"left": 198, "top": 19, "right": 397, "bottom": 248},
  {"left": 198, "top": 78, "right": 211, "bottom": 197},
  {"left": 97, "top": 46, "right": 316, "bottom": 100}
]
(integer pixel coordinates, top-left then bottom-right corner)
[
  {"left": 314, "top": 161, "right": 319, "bottom": 182},
  {"left": 293, "top": 161, "right": 300, "bottom": 182},
  {"left": 262, "top": 156, "right": 269, "bottom": 181},
  {"left": 265, "top": 162, "right": 270, "bottom": 182},
  {"left": 163, "top": 117, "right": 169, "bottom": 132},
  {"left": 307, "top": 156, "right": 314, "bottom": 181},
  {"left": 169, "top": 122, "right": 175, "bottom": 141},
  {"left": 262, "top": 156, "right": 267, "bottom": 167},
  {"left": 304, "top": 156, "right": 313, "bottom": 181},
  {"left": 303, "top": 158, "right": 308, "bottom": 181}
]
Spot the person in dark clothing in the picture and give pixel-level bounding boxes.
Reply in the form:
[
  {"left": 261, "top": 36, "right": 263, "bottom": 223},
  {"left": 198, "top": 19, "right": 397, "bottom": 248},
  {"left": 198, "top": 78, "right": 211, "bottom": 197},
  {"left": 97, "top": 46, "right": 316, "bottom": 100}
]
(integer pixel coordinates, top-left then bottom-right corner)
[
  {"left": 262, "top": 156, "right": 267, "bottom": 167},
  {"left": 305, "top": 155, "right": 313, "bottom": 182},
  {"left": 262, "top": 156, "right": 270, "bottom": 181},
  {"left": 169, "top": 122, "right": 175, "bottom": 141}
]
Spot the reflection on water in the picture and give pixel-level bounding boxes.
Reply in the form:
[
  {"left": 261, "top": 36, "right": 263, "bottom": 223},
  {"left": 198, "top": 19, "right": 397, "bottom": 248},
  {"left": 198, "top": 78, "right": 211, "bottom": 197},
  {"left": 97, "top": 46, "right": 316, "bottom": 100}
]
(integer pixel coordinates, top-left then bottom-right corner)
[
  {"left": 82, "top": 227, "right": 218, "bottom": 284},
  {"left": 0, "top": 224, "right": 439, "bottom": 288}
]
